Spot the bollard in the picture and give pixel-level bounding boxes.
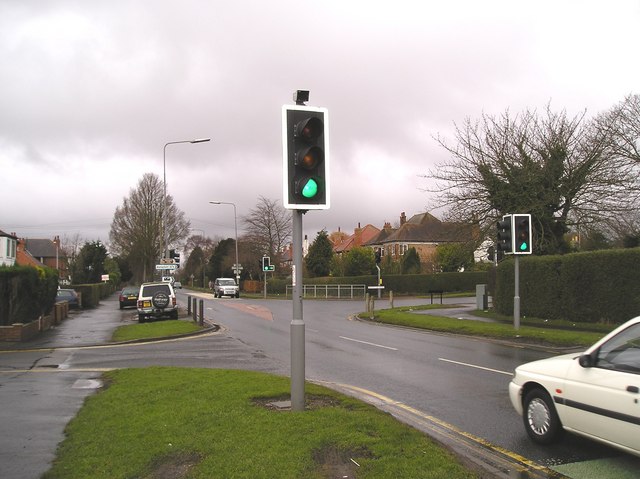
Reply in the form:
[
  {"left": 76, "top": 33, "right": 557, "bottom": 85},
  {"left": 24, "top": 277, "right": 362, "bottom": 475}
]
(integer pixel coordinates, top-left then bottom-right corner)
[
  {"left": 199, "top": 299, "right": 204, "bottom": 326},
  {"left": 389, "top": 290, "right": 394, "bottom": 309},
  {"left": 192, "top": 299, "right": 198, "bottom": 322},
  {"left": 365, "top": 293, "right": 370, "bottom": 312},
  {"left": 187, "top": 296, "right": 192, "bottom": 315},
  {"left": 370, "top": 295, "right": 375, "bottom": 320}
]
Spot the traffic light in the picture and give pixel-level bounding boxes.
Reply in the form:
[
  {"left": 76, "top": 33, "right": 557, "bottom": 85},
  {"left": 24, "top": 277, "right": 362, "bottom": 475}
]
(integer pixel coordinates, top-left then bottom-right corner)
[
  {"left": 496, "top": 215, "right": 513, "bottom": 254},
  {"left": 513, "top": 214, "right": 532, "bottom": 254},
  {"left": 282, "top": 105, "right": 330, "bottom": 209},
  {"left": 169, "top": 249, "right": 180, "bottom": 265},
  {"left": 375, "top": 249, "right": 381, "bottom": 264},
  {"left": 261, "top": 256, "right": 270, "bottom": 271}
]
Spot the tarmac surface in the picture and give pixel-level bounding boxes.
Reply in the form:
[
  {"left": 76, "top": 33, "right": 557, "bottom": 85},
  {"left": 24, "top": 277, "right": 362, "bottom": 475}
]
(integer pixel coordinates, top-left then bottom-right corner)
[{"left": 0, "top": 294, "right": 565, "bottom": 479}]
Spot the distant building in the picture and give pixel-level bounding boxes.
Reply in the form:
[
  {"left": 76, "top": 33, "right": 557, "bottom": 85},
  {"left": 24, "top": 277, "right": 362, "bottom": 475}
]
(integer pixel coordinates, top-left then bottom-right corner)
[
  {"left": 365, "top": 212, "right": 478, "bottom": 271},
  {"left": 16, "top": 236, "right": 69, "bottom": 281},
  {"left": 0, "top": 230, "right": 18, "bottom": 267}
]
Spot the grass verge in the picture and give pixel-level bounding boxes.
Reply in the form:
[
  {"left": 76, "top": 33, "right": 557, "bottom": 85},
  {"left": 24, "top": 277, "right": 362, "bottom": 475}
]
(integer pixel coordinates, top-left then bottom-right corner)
[
  {"left": 111, "top": 320, "right": 203, "bottom": 342},
  {"left": 365, "top": 306, "right": 607, "bottom": 347},
  {"left": 43, "top": 368, "right": 476, "bottom": 479}
]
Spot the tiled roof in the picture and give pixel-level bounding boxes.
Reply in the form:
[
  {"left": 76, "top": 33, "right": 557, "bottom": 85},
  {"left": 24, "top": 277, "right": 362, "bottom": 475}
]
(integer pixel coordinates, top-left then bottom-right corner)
[
  {"left": 378, "top": 212, "right": 473, "bottom": 244},
  {"left": 0, "top": 230, "right": 17, "bottom": 239},
  {"left": 24, "top": 239, "right": 58, "bottom": 258},
  {"left": 334, "top": 224, "right": 380, "bottom": 253}
]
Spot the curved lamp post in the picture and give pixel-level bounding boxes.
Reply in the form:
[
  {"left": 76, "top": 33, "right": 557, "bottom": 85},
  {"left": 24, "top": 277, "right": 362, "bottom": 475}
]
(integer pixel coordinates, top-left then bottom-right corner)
[
  {"left": 209, "top": 201, "right": 239, "bottom": 284},
  {"left": 162, "top": 138, "right": 210, "bottom": 260}
]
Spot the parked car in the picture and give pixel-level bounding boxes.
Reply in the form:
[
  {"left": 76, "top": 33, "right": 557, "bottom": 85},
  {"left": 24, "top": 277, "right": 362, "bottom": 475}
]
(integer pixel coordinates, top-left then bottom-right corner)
[
  {"left": 56, "top": 288, "right": 79, "bottom": 308},
  {"left": 118, "top": 286, "right": 139, "bottom": 309},
  {"left": 173, "top": 281, "right": 182, "bottom": 289},
  {"left": 213, "top": 278, "right": 239, "bottom": 298},
  {"left": 509, "top": 316, "right": 640, "bottom": 457},
  {"left": 136, "top": 282, "right": 178, "bottom": 322}
]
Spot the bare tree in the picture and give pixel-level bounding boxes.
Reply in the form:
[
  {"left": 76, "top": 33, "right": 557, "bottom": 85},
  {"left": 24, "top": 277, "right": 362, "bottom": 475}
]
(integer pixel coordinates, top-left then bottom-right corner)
[
  {"left": 242, "top": 196, "right": 292, "bottom": 262},
  {"left": 109, "top": 173, "right": 190, "bottom": 282},
  {"left": 424, "top": 104, "right": 639, "bottom": 254}
]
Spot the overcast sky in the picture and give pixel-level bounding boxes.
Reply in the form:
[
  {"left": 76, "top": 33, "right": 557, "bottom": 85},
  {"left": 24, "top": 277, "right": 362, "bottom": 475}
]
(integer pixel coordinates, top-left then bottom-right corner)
[{"left": 2, "top": 0, "right": 640, "bottom": 248}]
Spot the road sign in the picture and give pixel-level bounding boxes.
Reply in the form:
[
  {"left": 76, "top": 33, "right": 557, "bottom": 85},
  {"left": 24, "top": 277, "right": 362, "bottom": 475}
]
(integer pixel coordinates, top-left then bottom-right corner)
[
  {"left": 156, "top": 264, "right": 178, "bottom": 270},
  {"left": 160, "top": 258, "right": 175, "bottom": 264}
]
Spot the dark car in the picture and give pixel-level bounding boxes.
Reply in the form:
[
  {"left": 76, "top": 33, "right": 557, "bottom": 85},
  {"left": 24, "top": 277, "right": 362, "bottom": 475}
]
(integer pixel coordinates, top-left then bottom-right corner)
[
  {"left": 56, "top": 289, "right": 79, "bottom": 308},
  {"left": 119, "top": 286, "right": 139, "bottom": 309}
]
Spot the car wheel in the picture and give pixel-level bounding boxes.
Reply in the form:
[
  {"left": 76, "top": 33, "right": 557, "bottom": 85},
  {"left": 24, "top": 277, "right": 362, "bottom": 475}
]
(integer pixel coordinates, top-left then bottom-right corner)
[
  {"left": 235, "top": 292, "right": 239, "bottom": 298},
  {"left": 523, "top": 388, "right": 563, "bottom": 444},
  {"left": 138, "top": 314, "right": 146, "bottom": 323},
  {"left": 152, "top": 291, "right": 170, "bottom": 309},
  {"left": 171, "top": 310, "right": 178, "bottom": 319}
]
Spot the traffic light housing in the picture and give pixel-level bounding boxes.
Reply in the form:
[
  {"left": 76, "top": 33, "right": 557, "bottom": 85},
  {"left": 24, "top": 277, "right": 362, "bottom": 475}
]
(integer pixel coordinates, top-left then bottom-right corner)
[
  {"left": 169, "top": 249, "right": 180, "bottom": 265},
  {"left": 282, "top": 105, "right": 330, "bottom": 209},
  {"left": 513, "top": 214, "right": 532, "bottom": 255},
  {"left": 496, "top": 215, "right": 513, "bottom": 254},
  {"left": 262, "top": 256, "right": 270, "bottom": 271},
  {"left": 375, "top": 249, "right": 381, "bottom": 264}
]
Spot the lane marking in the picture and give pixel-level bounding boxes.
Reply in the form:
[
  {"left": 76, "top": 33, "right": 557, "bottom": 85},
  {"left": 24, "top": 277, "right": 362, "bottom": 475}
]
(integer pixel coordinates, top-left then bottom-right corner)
[
  {"left": 438, "top": 357, "right": 513, "bottom": 376},
  {"left": 339, "top": 336, "right": 398, "bottom": 351}
]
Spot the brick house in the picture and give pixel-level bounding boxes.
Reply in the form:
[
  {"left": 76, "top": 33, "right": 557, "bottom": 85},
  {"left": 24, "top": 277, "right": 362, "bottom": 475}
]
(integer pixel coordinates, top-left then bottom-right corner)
[
  {"left": 333, "top": 223, "right": 381, "bottom": 256},
  {"left": 16, "top": 236, "right": 69, "bottom": 281},
  {"left": 0, "top": 230, "right": 18, "bottom": 266},
  {"left": 365, "top": 212, "right": 477, "bottom": 271}
]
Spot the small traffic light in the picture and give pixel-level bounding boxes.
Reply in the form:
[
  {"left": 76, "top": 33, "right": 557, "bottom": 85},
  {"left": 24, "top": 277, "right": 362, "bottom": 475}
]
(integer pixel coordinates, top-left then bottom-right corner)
[
  {"left": 496, "top": 215, "right": 513, "bottom": 254},
  {"left": 261, "top": 256, "right": 270, "bottom": 271},
  {"left": 513, "top": 214, "right": 532, "bottom": 255},
  {"left": 169, "top": 249, "right": 180, "bottom": 265},
  {"left": 375, "top": 249, "right": 381, "bottom": 264},
  {"left": 282, "top": 105, "right": 330, "bottom": 209}
]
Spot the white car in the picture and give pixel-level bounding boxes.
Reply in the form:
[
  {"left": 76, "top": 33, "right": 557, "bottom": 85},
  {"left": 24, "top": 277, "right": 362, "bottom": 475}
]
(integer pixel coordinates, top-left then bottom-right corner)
[{"left": 509, "top": 316, "right": 640, "bottom": 457}]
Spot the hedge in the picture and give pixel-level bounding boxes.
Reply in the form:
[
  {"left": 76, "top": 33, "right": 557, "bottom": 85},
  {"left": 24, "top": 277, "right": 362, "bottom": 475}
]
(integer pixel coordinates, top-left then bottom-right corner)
[
  {"left": 494, "top": 248, "right": 640, "bottom": 324},
  {"left": 0, "top": 265, "right": 59, "bottom": 326}
]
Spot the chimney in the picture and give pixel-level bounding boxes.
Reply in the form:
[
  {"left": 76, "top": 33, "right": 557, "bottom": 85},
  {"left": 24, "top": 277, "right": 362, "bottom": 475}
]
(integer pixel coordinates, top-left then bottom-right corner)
[{"left": 400, "top": 212, "right": 407, "bottom": 225}]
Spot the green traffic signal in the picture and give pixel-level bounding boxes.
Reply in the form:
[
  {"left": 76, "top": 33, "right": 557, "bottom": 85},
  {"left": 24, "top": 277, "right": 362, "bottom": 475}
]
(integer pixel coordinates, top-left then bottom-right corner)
[
  {"left": 519, "top": 241, "right": 528, "bottom": 251},
  {"left": 301, "top": 178, "right": 318, "bottom": 198}
]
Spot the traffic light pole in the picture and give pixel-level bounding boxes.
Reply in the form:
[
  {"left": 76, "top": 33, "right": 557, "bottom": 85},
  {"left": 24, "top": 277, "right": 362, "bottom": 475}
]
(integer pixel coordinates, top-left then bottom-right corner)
[
  {"left": 514, "top": 256, "right": 520, "bottom": 330},
  {"left": 291, "top": 209, "right": 305, "bottom": 411}
]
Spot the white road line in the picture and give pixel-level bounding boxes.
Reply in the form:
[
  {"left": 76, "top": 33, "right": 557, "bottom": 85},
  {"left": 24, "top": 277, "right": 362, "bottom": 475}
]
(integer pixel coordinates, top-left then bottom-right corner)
[
  {"left": 438, "top": 357, "right": 513, "bottom": 376},
  {"left": 339, "top": 336, "right": 398, "bottom": 351}
]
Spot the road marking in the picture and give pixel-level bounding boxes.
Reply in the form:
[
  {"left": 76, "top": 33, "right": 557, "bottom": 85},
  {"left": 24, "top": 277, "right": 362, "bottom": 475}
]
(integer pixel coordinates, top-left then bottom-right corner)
[
  {"left": 438, "top": 357, "right": 513, "bottom": 376},
  {"left": 339, "top": 336, "right": 398, "bottom": 351}
]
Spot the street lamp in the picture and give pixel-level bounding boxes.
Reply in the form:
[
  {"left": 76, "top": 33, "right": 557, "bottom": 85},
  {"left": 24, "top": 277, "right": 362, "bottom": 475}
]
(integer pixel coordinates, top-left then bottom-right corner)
[
  {"left": 162, "top": 138, "right": 210, "bottom": 260},
  {"left": 209, "top": 201, "right": 239, "bottom": 284}
]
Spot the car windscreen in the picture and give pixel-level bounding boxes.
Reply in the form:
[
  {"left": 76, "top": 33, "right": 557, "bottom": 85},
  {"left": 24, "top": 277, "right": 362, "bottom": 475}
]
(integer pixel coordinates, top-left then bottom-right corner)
[{"left": 219, "top": 280, "right": 236, "bottom": 286}]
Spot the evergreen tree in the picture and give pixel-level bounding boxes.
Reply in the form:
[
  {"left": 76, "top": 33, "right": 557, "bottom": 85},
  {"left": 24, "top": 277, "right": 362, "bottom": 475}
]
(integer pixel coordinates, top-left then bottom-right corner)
[{"left": 305, "top": 230, "right": 334, "bottom": 277}]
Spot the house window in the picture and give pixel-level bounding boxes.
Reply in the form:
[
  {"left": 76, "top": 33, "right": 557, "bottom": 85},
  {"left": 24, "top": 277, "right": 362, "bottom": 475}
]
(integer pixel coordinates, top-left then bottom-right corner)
[
  {"left": 6, "top": 238, "right": 16, "bottom": 259},
  {"left": 400, "top": 244, "right": 408, "bottom": 255}
]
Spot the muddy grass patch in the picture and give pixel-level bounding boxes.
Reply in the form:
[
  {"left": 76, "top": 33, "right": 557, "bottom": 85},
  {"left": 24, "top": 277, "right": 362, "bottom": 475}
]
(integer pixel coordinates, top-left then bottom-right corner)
[
  {"left": 252, "top": 393, "right": 342, "bottom": 411},
  {"left": 312, "top": 445, "right": 374, "bottom": 479},
  {"left": 142, "top": 451, "right": 203, "bottom": 479}
]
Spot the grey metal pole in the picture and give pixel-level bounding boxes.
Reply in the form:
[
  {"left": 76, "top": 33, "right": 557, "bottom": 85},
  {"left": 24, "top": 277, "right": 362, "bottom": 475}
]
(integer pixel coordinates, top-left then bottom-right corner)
[
  {"left": 291, "top": 209, "right": 305, "bottom": 411},
  {"left": 514, "top": 256, "right": 520, "bottom": 330}
]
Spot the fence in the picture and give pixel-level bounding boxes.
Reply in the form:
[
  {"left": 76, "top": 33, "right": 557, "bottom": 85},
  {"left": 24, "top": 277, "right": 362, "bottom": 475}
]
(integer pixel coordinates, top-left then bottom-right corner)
[{"left": 285, "top": 284, "right": 367, "bottom": 299}]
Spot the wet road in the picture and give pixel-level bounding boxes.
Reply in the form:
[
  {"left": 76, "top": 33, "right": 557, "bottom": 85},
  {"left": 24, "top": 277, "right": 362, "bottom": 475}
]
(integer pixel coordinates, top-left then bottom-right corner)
[{"left": 0, "top": 292, "right": 638, "bottom": 478}]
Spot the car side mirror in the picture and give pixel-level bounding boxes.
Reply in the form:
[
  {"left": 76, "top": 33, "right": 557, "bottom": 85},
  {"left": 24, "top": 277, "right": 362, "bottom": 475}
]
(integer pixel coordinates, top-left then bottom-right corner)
[{"left": 579, "top": 353, "right": 594, "bottom": 368}]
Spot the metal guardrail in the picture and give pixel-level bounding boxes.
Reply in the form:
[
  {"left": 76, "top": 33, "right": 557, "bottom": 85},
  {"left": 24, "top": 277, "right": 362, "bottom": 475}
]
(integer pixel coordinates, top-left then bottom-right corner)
[{"left": 285, "top": 284, "right": 367, "bottom": 299}]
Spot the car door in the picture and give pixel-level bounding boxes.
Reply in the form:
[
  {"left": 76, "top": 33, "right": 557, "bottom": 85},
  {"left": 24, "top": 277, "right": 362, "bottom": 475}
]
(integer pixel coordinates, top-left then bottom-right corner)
[{"left": 560, "top": 323, "right": 640, "bottom": 454}]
